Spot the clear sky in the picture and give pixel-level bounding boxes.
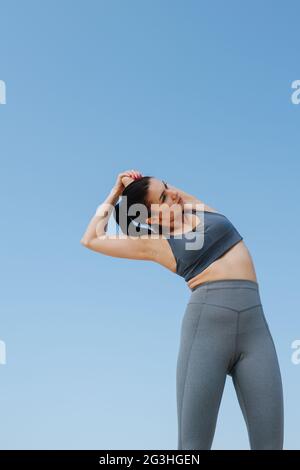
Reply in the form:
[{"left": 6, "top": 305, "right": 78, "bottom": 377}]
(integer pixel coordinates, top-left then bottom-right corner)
[{"left": 0, "top": 0, "right": 299, "bottom": 449}]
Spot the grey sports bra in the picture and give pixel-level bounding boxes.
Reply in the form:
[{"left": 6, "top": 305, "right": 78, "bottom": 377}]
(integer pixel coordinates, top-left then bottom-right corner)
[{"left": 165, "top": 208, "right": 243, "bottom": 282}]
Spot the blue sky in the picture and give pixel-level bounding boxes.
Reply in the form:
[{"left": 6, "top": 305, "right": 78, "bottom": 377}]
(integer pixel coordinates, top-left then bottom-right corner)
[{"left": 0, "top": 0, "right": 299, "bottom": 449}]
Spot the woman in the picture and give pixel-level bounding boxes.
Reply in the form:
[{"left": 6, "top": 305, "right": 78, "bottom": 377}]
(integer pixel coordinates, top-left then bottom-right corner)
[{"left": 80, "top": 169, "right": 284, "bottom": 450}]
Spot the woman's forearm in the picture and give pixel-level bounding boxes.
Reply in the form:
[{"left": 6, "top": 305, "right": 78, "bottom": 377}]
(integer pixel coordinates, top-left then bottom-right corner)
[{"left": 80, "top": 188, "right": 120, "bottom": 245}]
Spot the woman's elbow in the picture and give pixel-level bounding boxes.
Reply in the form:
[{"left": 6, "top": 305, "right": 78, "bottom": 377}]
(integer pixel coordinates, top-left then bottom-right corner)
[
  {"left": 80, "top": 235, "right": 107, "bottom": 249},
  {"left": 80, "top": 238, "right": 90, "bottom": 248}
]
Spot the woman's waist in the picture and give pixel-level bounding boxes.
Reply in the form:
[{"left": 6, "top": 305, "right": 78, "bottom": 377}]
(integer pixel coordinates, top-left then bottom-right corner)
[
  {"left": 187, "top": 241, "right": 257, "bottom": 290},
  {"left": 187, "top": 276, "right": 262, "bottom": 313}
]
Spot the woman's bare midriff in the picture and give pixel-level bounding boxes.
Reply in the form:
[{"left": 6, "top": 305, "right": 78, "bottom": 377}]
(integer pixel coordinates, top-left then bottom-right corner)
[
  {"left": 186, "top": 240, "right": 258, "bottom": 291},
  {"left": 152, "top": 204, "right": 258, "bottom": 290}
]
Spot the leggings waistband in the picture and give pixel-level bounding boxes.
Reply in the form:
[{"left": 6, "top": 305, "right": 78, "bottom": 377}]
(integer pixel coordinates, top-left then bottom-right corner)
[
  {"left": 188, "top": 278, "right": 261, "bottom": 312},
  {"left": 190, "top": 278, "right": 259, "bottom": 292}
]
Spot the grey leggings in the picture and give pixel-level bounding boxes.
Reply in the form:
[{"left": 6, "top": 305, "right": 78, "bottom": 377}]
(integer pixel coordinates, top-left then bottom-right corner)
[{"left": 176, "top": 279, "right": 284, "bottom": 450}]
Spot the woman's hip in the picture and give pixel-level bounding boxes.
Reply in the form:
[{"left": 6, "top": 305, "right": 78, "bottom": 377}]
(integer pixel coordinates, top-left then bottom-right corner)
[{"left": 181, "top": 279, "right": 269, "bottom": 337}]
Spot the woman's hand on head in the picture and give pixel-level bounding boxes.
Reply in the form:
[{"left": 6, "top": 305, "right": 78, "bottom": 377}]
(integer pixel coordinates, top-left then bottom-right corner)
[{"left": 112, "top": 169, "right": 143, "bottom": 196}]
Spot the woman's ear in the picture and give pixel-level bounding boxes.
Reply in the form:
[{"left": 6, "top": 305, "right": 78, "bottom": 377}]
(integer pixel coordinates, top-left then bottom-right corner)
[
  {"left": 145, "top": 215, "right": 153, "bottom": 226},
  {"left": 146, "top": 214, "right": 159, "bottom": 226}
]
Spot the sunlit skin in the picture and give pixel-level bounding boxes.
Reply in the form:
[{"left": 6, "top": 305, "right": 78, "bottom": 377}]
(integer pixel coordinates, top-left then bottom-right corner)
[
  {"left": 122, "top": 175, "right": 198, "bottom": 235},
  {"left": 145, "top": 178, "right": 191, "bottom": 235},
  {"left": 141, "top": 177, "right": 258, "bottom": 290},
  {"left": 81, "top": 171, "right": 257, "bottom": 292}
]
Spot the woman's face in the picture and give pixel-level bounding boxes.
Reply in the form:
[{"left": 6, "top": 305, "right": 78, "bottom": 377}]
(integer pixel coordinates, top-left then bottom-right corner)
[{"left": 145, "top": 178, "right": 183, "bottom": 229}]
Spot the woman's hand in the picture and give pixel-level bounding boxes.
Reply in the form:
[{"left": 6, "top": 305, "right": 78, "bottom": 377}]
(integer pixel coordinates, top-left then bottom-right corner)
[{"left": 112, "top": 169, "right": 143, "bottom": 196}]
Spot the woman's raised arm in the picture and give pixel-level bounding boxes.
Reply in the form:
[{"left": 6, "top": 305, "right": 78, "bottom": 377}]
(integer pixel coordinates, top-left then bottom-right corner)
[{"left": 79, "top": 169, "right": 157, "bottom": 261}]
